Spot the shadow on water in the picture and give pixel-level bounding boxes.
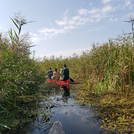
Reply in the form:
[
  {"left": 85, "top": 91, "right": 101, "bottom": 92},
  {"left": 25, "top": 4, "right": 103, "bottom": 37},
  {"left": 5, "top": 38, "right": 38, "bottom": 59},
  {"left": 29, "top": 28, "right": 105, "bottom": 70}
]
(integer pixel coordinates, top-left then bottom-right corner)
[
  {"left": 61, "top": 85, "right": 70, "bottom": 103},
  {"left": 25, "top": 84, "right": 114, "bottom": 134}
]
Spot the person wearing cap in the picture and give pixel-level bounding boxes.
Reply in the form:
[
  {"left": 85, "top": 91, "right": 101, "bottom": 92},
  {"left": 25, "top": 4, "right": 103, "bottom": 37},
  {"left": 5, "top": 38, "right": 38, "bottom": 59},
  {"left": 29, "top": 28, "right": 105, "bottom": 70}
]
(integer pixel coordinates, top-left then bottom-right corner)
[
  {"left": 47, "top": 67, "right": 53, "bottom": 79},
  {"left": 60, "top": 64, "right": 69, "bottom": 81}
]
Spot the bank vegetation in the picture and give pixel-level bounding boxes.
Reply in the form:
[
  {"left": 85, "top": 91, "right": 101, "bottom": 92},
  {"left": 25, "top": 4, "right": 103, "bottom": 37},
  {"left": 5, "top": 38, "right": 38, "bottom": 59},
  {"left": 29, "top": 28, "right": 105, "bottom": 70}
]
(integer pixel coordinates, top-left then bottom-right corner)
[
  {"left": 0, "top": 15, "right": 46, "bottom": 133},
  {"left": 1, "top": 14, "right": 134, "bottom": 133},
  {"left": 40, "top": 34, "right": 134, "bottom": 133}
]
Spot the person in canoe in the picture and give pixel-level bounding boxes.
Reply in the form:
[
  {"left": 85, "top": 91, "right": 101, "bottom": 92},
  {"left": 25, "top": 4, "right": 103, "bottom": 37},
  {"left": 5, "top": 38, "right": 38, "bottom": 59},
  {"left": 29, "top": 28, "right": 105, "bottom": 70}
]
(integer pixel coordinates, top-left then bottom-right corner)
[
  {"left": 47, "top": 67, "right": 53, "bottom": 80},
  {"left": 60, "top": 64, "right": 69, "bottom": 81},
  {"left": 51, "top": 68, "right": 60, "bottom": 80}
]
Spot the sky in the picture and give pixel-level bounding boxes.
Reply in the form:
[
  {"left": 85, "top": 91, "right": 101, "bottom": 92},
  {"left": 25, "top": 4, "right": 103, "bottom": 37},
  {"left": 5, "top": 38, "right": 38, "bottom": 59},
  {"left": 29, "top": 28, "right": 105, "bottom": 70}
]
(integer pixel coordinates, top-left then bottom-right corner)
[{"left": 0, "top": 0, "right": 134, "bottom": 59}]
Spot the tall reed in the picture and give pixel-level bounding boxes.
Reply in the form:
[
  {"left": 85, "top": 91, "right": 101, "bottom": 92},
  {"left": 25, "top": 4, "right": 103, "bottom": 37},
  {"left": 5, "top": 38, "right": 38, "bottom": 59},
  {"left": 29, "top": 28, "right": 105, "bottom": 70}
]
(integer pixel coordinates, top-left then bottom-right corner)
[
  {"left": 0, "top": 15, "right": 45, "bottom": 132},
  {"left": 40, "top": 34, "right": 134, "bottom": 94}
]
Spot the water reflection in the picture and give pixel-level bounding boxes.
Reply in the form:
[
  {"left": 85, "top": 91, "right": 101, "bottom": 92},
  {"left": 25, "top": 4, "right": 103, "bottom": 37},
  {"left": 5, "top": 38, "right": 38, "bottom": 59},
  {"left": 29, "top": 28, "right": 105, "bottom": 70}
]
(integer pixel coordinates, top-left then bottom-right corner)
[
  {"left": 25, "top": 85, "right": 106, "bottom": 134},
  {"left": 61, "top": 85, "right": 70, "bottom": 103}
]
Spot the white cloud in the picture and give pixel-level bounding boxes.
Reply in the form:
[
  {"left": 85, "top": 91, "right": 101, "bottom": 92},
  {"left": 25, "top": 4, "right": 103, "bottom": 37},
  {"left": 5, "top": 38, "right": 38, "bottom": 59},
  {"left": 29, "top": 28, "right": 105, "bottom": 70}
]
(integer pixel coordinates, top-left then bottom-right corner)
[
  {"left": 55, "top": 16, "right": 68, "bottom": 26},
  {"left": 39, "top": 27, "right": 74, "bottom": 40},
  {"left": 101, "top": 5, "right": 113, "bottom": 13},
  {"left": 123, "top": 0, "right": 133, "bottom": 9},
  {"left": 110, "top": 17, "right": 118, "bottom": 22},
  {"left": 56, "top": 5, "right": 114, "bottom": 27},
  {"left": 35, "top": 5, "right": 115, "bottom": 40},
  {"left": 30, "top": 33, "right": 40, "bottom": 43},
  {"left": 39, "top": 28, "right": 65, "bottom": 36},
  {"left": 127, "top": 12, "right": 134, "bottom": 19},
  {"left": 78, "top": 8, "right": 100, "bottom": 15},
  {"left": 78, "top": 9, "right": 89, "bottom": 15},
  {"left": 69, "top": 15, "right": 89, "bottom": 26},
  {"left": 39, "top": 46, "right": 92, "bottom": 59},
  {"left": 78, "top": 6, "right": 113, "bottom": 17},
  {"left": 124, "top": 0, "right": 131, "bottom": 6},
  {"left": 101, "top": 0, "right": 111, "bottom": 4},
  {"left": 64, "top": 25, "right": 75, "bottom": 30},
  {"left": 55, "top": 15, "right": 89, "bottom": 27},
  {"left": 0, "top": 26, "right": 2, "bottom": 29},
  {"left": 89, "top": 8, "right": 100, "bottom": 14}
]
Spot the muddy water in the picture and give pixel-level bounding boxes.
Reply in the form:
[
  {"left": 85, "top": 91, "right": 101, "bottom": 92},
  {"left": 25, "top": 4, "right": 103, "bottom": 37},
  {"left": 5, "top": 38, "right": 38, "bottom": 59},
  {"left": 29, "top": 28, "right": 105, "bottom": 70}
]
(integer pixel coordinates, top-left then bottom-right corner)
[{"left": 25, "top": 85, "right": 103, "bottom": 134}]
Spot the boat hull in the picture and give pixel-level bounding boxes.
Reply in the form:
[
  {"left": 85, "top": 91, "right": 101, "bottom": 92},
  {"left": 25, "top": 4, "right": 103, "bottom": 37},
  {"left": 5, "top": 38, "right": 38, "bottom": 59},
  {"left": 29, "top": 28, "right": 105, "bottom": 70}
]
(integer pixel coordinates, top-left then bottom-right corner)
[{"left": 48, "top": 80, "right": 69, "bottom": 88}]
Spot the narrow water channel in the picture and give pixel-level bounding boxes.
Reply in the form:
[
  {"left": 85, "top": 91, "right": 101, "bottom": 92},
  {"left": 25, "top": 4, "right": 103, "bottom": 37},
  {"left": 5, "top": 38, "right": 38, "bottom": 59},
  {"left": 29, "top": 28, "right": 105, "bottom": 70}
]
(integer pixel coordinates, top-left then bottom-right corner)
[{"left": 25, "top": 84, "right": 104, "bottom": 134}]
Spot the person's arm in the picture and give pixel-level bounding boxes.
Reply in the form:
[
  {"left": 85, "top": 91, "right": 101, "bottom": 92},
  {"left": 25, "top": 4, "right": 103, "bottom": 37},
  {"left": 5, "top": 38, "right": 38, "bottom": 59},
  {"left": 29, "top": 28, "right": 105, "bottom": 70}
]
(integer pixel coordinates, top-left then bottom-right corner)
[{"left": 60, "top": 68, "right": 63, "bottom": 75}]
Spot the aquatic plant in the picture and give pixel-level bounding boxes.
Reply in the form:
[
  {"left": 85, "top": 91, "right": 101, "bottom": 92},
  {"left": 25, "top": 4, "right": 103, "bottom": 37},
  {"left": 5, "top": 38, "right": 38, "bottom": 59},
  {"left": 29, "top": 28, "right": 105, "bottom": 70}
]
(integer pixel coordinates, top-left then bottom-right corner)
[
  {"left": 0, "top": 14, "right": 46, "bottom": 132},
  {"left": 40, "top": 33, "right": 134, "bottom": 94},
  {"left": 40, "top": 33, "right": 134, "bottom": 133}
]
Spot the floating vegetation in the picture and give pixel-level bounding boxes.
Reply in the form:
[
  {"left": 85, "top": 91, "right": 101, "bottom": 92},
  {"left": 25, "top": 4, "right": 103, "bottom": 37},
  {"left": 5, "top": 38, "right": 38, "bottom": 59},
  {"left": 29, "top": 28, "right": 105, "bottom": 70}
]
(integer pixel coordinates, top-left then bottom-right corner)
[
  {"left": 77, "top": 89, "right": 134, "bottom": 133},
  {"left": 1, "top": 12, "right": 134, "bottom": 133}
]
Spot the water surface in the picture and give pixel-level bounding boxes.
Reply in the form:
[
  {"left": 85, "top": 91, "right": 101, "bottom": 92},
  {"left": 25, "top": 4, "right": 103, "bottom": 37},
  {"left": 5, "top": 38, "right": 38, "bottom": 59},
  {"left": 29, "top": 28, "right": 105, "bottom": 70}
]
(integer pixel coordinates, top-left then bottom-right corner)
[{"left": 26, "top": 85, "right": 103, "bottom": 134}]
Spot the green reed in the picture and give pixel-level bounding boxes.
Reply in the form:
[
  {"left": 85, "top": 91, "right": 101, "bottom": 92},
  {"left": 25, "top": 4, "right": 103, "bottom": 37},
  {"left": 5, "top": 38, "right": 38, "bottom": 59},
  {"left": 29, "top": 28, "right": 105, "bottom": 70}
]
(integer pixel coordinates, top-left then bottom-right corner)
[
  {"left": 0, "top": 16, "right": 45, "bottom": 132},
  {"left": 39, "top": 34, "right": 134, "bottom": 133},
  {"left": 40, "top": 34, "right": 134, "bottom": 94}
]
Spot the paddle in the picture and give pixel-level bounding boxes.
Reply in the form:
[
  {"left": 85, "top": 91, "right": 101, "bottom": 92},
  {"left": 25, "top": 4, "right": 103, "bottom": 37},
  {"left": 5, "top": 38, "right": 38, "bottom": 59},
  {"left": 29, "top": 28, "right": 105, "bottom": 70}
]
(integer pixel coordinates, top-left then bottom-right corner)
[{"left": 69, "top": 78, "right": 74, "bottom": 83}]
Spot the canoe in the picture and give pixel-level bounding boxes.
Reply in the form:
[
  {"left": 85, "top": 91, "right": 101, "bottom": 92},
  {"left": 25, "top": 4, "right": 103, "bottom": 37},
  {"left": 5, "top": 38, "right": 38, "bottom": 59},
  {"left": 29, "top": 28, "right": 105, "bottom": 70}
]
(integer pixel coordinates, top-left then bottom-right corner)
[{"left": 48, "top": 79, "right": 69, "bottom": 88}]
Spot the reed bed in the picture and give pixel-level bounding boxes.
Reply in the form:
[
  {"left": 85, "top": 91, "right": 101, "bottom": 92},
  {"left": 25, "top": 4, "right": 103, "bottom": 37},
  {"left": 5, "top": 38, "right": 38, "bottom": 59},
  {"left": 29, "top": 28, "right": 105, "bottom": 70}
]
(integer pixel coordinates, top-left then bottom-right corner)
[
  {"left": 41, "top": 34, "right": 134, "bottom": 94},
  {"left": 0, "top": 16, "right": 45, "bottom": 133},
  {"left": 1, "top": 14, "right": 134, "bottom": 133},
  {"left": 40, "top": 34, "right": 134, "bottom": 133}
]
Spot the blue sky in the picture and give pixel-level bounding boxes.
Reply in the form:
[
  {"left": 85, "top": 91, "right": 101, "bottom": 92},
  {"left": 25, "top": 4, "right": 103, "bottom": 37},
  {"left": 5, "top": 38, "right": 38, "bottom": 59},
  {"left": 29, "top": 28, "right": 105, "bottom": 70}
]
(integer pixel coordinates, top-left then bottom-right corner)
[{"left": 0, "top": 0, "right": 134, "bottom": 58}]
